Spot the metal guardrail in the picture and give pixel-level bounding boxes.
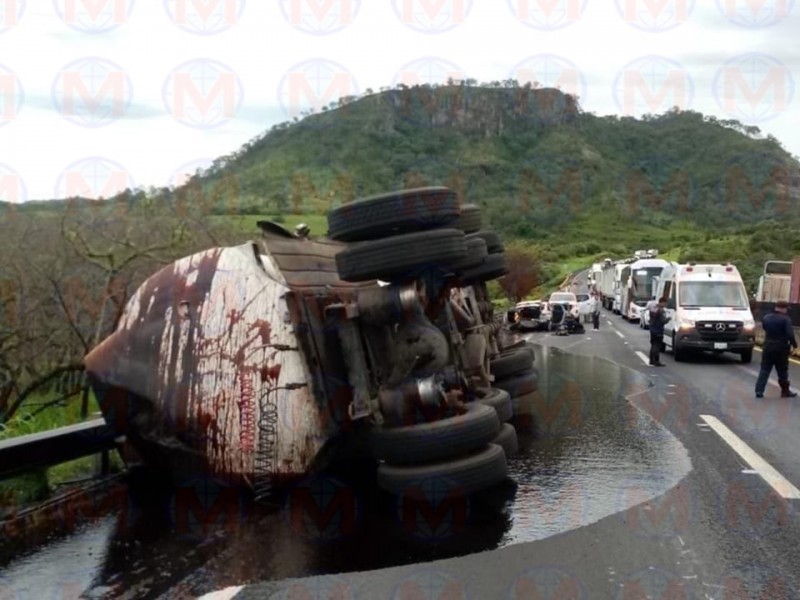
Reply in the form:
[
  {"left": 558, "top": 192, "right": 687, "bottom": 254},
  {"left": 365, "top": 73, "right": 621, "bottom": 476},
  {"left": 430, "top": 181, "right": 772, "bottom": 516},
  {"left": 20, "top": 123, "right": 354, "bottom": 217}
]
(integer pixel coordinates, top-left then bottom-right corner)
[{"left": 0, "top": 418, "right": 118, "bottom": 481}]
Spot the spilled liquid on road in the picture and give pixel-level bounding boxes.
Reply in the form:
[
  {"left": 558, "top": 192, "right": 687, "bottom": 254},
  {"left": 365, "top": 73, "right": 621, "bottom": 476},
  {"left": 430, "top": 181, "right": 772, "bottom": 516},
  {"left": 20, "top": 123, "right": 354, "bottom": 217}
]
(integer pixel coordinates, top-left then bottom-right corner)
[{"left": 1, "top": 346, "right": 691, "bottom": 599}]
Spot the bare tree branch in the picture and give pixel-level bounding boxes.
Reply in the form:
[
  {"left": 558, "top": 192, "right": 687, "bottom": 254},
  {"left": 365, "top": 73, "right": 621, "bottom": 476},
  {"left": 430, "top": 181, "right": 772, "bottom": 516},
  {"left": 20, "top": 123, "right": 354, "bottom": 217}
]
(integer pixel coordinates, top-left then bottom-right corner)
[{"left": 0, "top": 362, "right": 85, "bottom": 423}]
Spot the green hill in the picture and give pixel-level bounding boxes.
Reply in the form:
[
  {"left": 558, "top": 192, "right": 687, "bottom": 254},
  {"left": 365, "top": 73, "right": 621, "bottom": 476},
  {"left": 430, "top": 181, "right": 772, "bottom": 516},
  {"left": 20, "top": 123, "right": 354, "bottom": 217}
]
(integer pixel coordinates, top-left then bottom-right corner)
[
  {"left": 186, "top": 83, "right": 799, "bottom": 233},
  {"left": 5, "top": 82, "right": 800, "bottom": 293}
]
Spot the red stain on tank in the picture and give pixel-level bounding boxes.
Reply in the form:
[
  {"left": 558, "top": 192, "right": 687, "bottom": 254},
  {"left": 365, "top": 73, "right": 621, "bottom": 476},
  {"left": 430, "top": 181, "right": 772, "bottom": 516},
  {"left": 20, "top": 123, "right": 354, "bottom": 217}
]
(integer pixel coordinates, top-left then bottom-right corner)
[
  {"left": 250, "top": 319, "right": 272, "bottom": 346},
  {"left": 198, "top": 411, "right": 214, "bottom": 433},
  {"left": 261, "top": 364, "right": 281, "bottom": 383}
]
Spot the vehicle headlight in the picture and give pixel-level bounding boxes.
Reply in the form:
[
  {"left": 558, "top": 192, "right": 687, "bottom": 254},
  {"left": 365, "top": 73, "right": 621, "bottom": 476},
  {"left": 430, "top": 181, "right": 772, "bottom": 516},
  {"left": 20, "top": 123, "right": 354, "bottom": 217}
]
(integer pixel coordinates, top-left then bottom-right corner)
[
  {"left": 679, "top": 319, "right": 695, "bottom": 330},
  {"left": 743, "top": 319, "right": 755, "bottom": 330}
]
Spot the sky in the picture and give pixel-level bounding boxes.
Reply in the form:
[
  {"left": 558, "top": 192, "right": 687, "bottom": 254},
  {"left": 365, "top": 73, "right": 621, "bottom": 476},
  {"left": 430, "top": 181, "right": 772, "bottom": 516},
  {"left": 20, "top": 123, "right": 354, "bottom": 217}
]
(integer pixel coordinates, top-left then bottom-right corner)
[{"left": 0, "top": 0, "right": 798, "bottom": 202}]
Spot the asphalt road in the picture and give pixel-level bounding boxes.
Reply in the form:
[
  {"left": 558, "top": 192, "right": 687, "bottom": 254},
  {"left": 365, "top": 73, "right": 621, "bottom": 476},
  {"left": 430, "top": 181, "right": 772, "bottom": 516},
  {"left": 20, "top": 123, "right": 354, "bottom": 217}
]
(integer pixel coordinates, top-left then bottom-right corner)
[{"left": 230, "top": 309, "right": 800, "bottom": 600}]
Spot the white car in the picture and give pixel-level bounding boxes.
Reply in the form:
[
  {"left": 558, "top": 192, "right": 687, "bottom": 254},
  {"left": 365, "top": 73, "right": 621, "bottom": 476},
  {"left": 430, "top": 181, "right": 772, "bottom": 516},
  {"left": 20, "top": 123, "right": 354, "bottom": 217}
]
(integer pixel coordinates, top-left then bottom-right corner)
[
  {"left": 639, "top": 299, "right": 657, "bottom": 329},
  {"left": 511, "top": 300, "right": 545, "bottom": 330},
  {"left": 546, "top": 292, "right": 580, "bottom": 320},
  {"left": 576, "top": 293, "right": 591, "bottom": 322}
]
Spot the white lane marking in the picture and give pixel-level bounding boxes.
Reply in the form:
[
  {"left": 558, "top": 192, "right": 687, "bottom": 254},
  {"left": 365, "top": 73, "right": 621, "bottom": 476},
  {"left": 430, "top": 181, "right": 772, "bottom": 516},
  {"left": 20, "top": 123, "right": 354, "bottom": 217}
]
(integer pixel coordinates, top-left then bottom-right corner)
[
  {"left": 198, "top": 587, "right": 244, "bottom": 600},
  {"left": 635, "top": 351, "right": 650, "bottom": 365},
  {"left": 700, "top": 414, "right": 800, "bottom": 499},
  {"left": 615, "top": 331, "right": 625, "bottom": 339},
  {"left": 738, "top": 366, "right": 779, "bottom": 388}
]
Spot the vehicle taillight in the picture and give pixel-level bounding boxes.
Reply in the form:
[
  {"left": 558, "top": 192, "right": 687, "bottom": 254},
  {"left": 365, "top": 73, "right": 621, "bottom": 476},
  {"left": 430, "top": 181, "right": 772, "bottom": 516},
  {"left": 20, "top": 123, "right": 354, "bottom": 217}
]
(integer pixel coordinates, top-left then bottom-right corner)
[
  {"left": 725, "top": 266, "right": 733, "bottom": 272},
  {"left": 685, "top": 267, "right": 693, "bottom": 272}
]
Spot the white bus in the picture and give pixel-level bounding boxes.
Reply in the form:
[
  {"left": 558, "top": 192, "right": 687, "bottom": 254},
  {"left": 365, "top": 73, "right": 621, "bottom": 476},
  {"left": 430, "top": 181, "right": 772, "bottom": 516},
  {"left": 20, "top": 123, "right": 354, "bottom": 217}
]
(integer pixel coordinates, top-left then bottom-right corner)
[{"left": 624, "top": 258, "right": 671, "bottom": 322}]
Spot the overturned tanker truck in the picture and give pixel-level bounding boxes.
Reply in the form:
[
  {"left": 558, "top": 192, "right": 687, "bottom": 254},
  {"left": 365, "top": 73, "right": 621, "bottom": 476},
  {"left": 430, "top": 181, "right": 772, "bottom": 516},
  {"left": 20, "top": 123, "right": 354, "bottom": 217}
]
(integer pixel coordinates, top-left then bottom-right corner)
[{"left": 84, "top": 187, "right": 538, "bottom": 498}]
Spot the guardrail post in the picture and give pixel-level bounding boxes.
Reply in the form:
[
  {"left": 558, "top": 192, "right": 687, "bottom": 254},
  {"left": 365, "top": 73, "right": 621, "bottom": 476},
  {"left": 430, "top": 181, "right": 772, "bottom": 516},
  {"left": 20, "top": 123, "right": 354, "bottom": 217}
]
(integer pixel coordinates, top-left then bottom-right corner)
[{"left": 96, "top": 450, "right": 110, "bottom": 475}]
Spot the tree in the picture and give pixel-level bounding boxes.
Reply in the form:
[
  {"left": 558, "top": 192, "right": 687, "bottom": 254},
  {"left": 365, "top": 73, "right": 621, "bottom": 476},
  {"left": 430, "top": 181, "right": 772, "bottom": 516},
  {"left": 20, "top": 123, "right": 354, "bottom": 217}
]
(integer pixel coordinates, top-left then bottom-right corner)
[
  {"left": 499, "top": 247, "right": 541, "bottom": 302},
  {"left": 0, "top": 196, "right": 237, "bottom": 425}
]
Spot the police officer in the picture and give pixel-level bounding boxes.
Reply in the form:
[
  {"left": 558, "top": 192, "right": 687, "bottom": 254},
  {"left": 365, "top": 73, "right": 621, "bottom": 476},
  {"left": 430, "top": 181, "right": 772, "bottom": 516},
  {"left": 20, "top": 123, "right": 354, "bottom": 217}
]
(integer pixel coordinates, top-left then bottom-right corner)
[
  {"left": 648, "top": 297, "right": 669, "bottom": 366},
  {"left": 591, "top": 293, "right": 601, "bottom": 331},
  {"left": 755, "top": 300, "right": 798, "bottom": 398}
]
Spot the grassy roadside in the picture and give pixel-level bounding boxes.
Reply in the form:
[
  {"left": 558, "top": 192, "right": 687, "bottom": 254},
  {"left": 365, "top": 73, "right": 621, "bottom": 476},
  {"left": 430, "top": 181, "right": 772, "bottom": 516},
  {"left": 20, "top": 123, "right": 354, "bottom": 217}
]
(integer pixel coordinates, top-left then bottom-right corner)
[{"left": 0, "top": 392, "right": 123, "bottom": 513}]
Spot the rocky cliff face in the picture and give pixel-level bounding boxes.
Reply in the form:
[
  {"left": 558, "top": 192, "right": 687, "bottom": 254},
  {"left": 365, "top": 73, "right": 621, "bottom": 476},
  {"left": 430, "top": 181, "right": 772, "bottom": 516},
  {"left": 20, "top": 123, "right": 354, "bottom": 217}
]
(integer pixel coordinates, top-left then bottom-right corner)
[{"left": 381, "top": 85, "right": 579, "bottom": 135}]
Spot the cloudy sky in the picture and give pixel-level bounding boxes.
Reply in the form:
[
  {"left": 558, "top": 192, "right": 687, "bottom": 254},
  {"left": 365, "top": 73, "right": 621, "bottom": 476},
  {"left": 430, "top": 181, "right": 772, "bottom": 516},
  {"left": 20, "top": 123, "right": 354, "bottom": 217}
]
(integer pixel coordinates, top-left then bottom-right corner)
[{"left": 0, "top": 0, "right": 797, "bottom": 202}]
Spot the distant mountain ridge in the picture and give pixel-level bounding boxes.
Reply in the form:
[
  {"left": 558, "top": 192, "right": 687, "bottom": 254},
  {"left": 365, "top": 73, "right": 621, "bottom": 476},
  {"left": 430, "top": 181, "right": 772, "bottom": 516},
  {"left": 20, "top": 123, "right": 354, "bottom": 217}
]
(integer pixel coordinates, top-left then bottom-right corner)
[
  {"left": 6, "top": 83, "right": 798, "bottom": 240},
  {"left": 180, "top": 82, "right": 799, "bottom": 236}
]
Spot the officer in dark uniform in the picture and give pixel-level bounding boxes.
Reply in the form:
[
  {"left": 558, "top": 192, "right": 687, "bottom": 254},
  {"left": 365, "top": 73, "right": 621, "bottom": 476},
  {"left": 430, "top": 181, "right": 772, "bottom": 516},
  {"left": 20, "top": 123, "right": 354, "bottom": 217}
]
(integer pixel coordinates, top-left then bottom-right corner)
[
  {"left": 648, "top": 297, "right": 669, "bottom": 366},
  {"left": 755, "top": 300, "right": 798, "bottom": 398}
]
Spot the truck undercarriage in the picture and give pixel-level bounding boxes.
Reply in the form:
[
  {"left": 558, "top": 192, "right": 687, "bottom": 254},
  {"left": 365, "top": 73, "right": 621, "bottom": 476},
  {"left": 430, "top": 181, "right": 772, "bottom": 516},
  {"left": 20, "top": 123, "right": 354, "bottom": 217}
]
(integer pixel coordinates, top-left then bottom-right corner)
[{"left": 84, "top": 188, "right": 537, "bottom": 499}]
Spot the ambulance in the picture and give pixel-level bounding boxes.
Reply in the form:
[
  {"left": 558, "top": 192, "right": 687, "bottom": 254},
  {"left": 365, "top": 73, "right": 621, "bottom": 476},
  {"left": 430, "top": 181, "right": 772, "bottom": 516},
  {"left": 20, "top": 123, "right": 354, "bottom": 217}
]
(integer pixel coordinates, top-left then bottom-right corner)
[{"left": 654, "top": 263, "right": 755, "bottom": 363}]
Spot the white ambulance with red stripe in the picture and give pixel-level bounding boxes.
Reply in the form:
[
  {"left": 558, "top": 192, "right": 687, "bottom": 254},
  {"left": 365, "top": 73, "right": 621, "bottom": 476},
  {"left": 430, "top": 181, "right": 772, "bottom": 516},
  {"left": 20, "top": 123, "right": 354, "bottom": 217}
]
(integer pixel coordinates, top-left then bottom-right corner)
[{"left": 654, "top": 263, "right": 756, "bottom": 363}]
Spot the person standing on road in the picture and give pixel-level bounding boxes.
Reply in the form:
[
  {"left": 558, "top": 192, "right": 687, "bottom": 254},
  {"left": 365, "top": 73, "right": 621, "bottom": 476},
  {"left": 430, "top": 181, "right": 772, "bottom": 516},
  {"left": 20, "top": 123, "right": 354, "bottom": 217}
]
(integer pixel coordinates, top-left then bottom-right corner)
[
  {"left": 591, "top": 293, "right": 601, "bottom": 330},
  {"left": 648, "top": 297, "right": 669, "bottom": 366},
  {"left": 755, "top": 300, "right": 798, "bottom": 398}
]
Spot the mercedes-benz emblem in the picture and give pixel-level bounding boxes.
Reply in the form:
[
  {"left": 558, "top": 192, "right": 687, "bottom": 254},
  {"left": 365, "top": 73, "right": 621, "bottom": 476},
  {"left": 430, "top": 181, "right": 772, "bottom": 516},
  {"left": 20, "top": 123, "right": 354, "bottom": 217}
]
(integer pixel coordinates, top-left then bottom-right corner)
[{"left": 715, "top": 323, "right": 726, "bottom": 332}]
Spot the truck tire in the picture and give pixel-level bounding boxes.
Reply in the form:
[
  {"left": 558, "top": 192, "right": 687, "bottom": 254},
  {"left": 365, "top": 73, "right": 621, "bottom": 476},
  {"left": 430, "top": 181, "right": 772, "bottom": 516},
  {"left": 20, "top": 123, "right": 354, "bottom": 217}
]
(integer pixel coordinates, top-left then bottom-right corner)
[
  {"left": 511, "top": 391, "right": 537, "bottom": 433},
  {"left": 476, "top": 388, "right": 512, "bottom": 423},
  {"left": 327, "top": 187, "right": 460, "bottom": 242},
  {"left": 493, "top": 369, "right": 538, "bottom": 398},
  {"left": 451, "top": 238, "right": 487, "bottom": 271},
  {"left": 460, "top": 253, "right": 508, "bottom": 284},
  {"left": 370, "top": 403, "right": 500, "bottom": 465},
  {"left": 376, "top": 444, "right": 508, "bottom": 496},
  {"left": 741, "top": 349, "right": 753, "bottom": 364},
  {"left": 467, "top": 231, "right": 503, "bottom": 254},
  {"left": 453, "top": 204, "right": 482, "bottom": 233},
  {"left": 490, "top": 349, "right": 533, "bottom": 379},
  {"left": 491, "top": 423, "right": 518, "bottom": 457},
  {"left": 335, "top": 229, "right": 466, "bottom": 282},
  {"left": 500, "top": 341, "right": 536, "bottom": 363}
]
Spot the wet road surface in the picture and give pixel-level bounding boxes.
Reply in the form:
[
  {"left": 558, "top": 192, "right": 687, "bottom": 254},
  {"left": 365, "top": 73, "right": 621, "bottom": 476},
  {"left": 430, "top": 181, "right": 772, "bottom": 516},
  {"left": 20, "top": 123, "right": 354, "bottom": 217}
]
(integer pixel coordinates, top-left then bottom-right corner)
[
  {"left": 1, "top": 345, "right": 694, "bottom": 599},
  {"left": 236, "top": 319, "right": 800, "bottom": 598}
]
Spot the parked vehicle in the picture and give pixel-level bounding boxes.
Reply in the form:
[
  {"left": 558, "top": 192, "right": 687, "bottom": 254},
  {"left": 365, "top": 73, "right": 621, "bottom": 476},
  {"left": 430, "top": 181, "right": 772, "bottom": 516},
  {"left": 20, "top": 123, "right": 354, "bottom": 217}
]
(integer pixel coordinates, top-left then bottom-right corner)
[
  {"left": 84, "top": 188, "right": 524, "bottom": 500},
  {"left": 576, "top": 293, "right": 591, "bottom": 322},
  {"left": 639, "top": 296, "right": 657, "bottom": 329},
  {"left": 755, "top": 260, "right": 792, "bottom": 303},
  {"left": 511, "top": 300, "right": 545, "bottom": 331},
  {"left": 547, "top": 292, "right": 580, "bottom": 320},
  {"left": 655, "top": 262, "right": 755, "bottom": 363},
  {"left": 598, "top": 259, "right": 616, "bottom": 310},
  {"left": 623, "top": 256, "right": 670, "bottom": 322},
  {"left": 589, "top": 263, "right": 602, "bottom": 292},
  {"left": 612, "top": 264, "right": 631, "bottom": 314}
]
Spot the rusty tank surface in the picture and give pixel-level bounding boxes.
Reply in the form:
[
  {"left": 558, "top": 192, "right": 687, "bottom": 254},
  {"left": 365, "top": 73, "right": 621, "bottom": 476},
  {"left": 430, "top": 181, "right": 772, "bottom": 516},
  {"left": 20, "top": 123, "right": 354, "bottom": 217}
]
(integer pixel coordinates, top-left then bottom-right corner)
[{"left": 85, "top": 188, "right": 536, "bottom": 499}]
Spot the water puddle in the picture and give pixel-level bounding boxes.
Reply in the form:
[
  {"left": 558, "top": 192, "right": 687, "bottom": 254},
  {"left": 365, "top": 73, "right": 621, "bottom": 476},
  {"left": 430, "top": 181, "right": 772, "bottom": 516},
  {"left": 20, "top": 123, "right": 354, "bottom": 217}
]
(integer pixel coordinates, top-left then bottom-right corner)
[{"left": 1, "top": 346, "right": 691, "bottom": 599}]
